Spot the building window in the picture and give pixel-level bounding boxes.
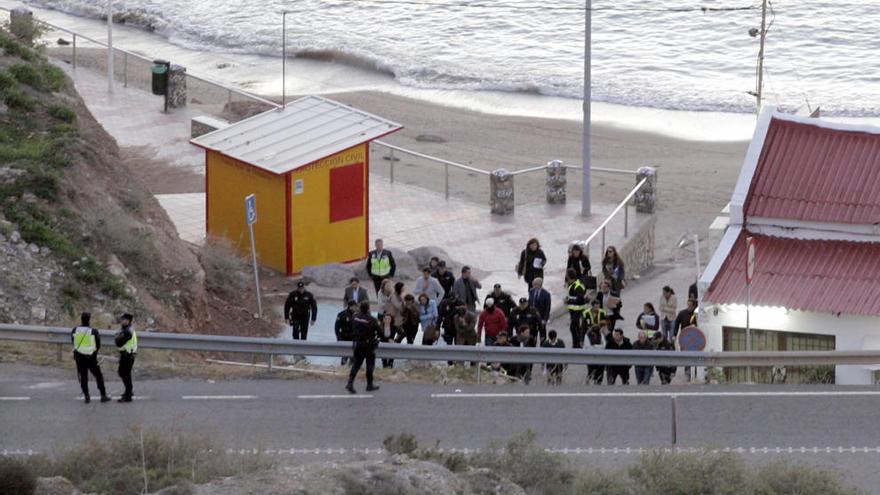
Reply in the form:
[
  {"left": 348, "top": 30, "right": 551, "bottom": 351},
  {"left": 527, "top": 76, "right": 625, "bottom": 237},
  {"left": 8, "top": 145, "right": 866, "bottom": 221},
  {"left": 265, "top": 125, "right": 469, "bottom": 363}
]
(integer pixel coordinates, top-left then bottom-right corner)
[
  {"left": 329, "top": 162, "right": 364, "bottom": 223},
  {"left": 722, "top": 327, "right": 835, "bottom": 384}
]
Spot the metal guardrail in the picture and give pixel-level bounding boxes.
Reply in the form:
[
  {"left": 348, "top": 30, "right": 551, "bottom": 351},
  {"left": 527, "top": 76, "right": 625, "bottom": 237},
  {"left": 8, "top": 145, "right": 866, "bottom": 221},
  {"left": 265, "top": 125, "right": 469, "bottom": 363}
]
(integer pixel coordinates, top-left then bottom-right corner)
[{"left": 2, "top": 324, "right": 879, "bottom": 368}]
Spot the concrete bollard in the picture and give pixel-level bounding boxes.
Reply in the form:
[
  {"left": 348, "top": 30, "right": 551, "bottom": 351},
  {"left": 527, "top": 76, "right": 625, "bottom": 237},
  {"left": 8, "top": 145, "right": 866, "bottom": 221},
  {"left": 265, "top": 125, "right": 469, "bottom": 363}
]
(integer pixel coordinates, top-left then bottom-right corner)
[
  {"left": 10, "top": 8, "right": 36, "bottom": 44},
  {"left": 634, "top": 166, "right": 658, "bottom": 213},
  {"left": 167, "top": 64, "right": 187, "bottom": 108},
  {"left": 490, "top": 168, "right": 514, "bottom": 215},
  {"left": 546, "top": 160, "right": 567, "bottom": 204}
]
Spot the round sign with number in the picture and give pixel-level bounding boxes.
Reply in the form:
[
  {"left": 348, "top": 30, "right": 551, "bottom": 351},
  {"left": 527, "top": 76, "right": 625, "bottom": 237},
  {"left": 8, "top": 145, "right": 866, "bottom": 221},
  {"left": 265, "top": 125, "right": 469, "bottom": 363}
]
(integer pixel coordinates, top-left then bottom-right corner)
[{"left": 679, "top": 326, "right": 707, "bottom": 351}]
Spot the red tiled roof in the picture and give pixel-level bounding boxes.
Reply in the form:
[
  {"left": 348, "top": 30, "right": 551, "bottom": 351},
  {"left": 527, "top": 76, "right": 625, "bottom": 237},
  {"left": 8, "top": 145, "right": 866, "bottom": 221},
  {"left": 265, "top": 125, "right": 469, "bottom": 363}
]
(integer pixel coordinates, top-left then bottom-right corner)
[
  {"left": 705, "top": 232, "right": 880, "bottom": 316},
  {"left": 745, "top": 118, "right": 880, "bottom": 225}
]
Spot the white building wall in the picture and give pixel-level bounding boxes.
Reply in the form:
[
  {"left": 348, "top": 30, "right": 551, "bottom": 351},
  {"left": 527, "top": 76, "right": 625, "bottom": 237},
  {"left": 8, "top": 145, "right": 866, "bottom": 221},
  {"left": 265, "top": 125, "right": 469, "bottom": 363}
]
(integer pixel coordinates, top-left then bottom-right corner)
[{"left": 700, "top": 304, "right": 880, "bottom": 385}]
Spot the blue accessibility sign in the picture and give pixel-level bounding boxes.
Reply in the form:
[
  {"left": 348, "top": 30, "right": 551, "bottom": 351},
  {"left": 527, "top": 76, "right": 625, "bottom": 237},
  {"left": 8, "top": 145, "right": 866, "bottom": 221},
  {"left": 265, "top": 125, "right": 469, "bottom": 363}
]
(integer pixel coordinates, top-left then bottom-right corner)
[
  {"left": 678, "top": 326, "right": 706, "bottom": 351},
  {"left": 245, "top": 194, "right": 257, "bottom": 225}
]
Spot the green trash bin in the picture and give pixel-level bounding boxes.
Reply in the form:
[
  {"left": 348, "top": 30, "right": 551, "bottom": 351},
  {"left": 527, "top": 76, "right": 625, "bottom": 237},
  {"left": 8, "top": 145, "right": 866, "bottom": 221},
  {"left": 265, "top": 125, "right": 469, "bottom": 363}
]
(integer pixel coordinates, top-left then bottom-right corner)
[{"left": 151, "top": 60, "right": 169, "bottom": 96}]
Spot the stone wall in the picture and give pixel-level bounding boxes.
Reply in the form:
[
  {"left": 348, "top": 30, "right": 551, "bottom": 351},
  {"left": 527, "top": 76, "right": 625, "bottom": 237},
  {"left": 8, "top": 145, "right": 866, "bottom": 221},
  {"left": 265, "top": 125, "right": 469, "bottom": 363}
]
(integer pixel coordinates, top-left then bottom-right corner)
[
  {"left": 167, "top": 65, "right": 187, "bottom": 108},
  {"left": 619, "top": 214, "right": 656, "bottom": 279}
]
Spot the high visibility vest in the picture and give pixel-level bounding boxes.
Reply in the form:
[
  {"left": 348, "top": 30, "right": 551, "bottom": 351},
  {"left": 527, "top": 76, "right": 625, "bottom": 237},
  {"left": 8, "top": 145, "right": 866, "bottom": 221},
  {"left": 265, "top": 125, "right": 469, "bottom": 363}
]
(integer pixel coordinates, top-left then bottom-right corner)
[
  {"left": 119, "top": 329, "right": 138, "bottom": 354},
  {"left": 584, "top": 308, "right": 607, "bottom": 325},
  {"left": 566, "top": 280, "right": 586, "bottom": 311},
  {"left": 371, "top": 251, "right": 392, "bottom": 277},
  {"left": 72, "top": 326, "right": 96, "bottom": 355}
]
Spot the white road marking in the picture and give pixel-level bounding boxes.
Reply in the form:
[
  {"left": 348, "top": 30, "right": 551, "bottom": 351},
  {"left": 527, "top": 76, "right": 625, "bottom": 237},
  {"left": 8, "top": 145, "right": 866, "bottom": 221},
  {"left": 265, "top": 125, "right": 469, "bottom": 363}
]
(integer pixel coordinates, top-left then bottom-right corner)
[
  {"left": 0, "top": 397, "right": 30, "bottom": 401},
  {"left": 213, "top": 446, "right": 880, "bottom": 456},
  {"left": 431, "top": 391, "right": 880, "bottom": 399},
  {"left": 181, "top": 395, "right": 257, "bottom": 400},
  {"left": 25, "top": 382, "right": 65, "bottom": 390},
  {"left": 297, "top": 394, "right": 374, "bottom": 399}
]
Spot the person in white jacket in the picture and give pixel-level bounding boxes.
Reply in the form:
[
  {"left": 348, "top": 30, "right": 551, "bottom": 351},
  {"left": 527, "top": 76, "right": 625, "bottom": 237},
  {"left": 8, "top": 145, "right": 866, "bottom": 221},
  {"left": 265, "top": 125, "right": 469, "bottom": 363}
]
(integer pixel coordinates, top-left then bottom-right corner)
[{"left": 659, "top": 286, "right": 678, "bottom": 344}]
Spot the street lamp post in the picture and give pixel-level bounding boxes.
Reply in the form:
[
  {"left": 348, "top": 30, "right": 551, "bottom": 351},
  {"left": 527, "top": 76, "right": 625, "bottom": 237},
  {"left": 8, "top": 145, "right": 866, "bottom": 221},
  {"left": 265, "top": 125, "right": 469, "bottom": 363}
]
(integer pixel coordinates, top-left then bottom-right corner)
[
  {"left": 581, "top": 0, "right": 591, "bottom": 217},
  {"left": 107, "top": 0, "right": 114, "bottom": 94}
]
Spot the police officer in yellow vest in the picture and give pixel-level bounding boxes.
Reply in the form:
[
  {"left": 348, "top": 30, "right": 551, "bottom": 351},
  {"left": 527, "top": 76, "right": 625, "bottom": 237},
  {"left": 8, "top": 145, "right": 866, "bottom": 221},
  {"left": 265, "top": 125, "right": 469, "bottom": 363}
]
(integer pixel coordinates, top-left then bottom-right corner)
[
  {"left": 367, "top": 239, "right": 396, "bottom": 295},
  {"left": 71, "top": 312, "right": 109, "bottom": 404},
  {"left": 583, "top": 299, "right": 607, "bottom": 329},
  {"left": 114, "top": 313, "right": 137, "bottom": 403},
  {"left": 564, "top": 269, "right": 588, "bottom": 348}
]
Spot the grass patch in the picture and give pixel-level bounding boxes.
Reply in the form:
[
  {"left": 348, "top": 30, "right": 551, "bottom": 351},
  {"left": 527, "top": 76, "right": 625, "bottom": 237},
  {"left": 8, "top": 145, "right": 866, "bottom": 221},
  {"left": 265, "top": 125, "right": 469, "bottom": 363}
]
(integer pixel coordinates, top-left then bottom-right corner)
[
  {"left": 0, "top": 32, "right": 38, "bottom": 62},
  {"left": 0, "top": 456, "right": 37, "bottom": 495},
  {"left": 48, "top": 103, "right": 76, "bottom": 123},
  {"left": 8, "top": 61, "right": 65, "bottom": 93},
  {"left": 0, "top": 69, "right": 16, "bottom": 91},
  {"left": 13, "top": 427, "right": 274, "bottom": 495},
  {"left": 383, "top": 432, "right": 866, "bottom": 495},
  {"left": 1, "top": 84, "right": 36, "bottom": 111}
]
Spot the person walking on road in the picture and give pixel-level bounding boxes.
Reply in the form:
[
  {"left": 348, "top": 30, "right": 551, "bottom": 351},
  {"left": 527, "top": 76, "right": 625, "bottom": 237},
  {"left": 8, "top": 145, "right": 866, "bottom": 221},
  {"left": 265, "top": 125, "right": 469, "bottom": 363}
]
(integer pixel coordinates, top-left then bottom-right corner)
[
  {"left": 335, "top": 301, "right": 358, "bottom": 365},
  {"left": 564, "top": 269, "right": 588, "bottom": 349},
  {"left": 541, "top": 329, "right": 565, "bottom": 386},
  {"left": 346, "top": 302, "right": 381, "bottom": 394},
  {"left": 605, "top": 329, "right": 632, "bottom": 385},
  {"left": 636, "top": 303, "right": 660, "bottom": 340},
  {"left": 343, "top": 277, "right": 369, "bottom": 307},
  {"left": 655, "top": 337, "right": 676, "bottom": 384},
  {"left": 435, "top": 261, "right": 456, "bottom": 298},
  {"left": 486, "top": 283, "right": 516, "bottom": 318},
  {"left": 417, "top": 293, "right": 440, "bottom": 345},
  {"left": 399, "top": 294, "right": 421, "bottom": 345},
  {"left": 367, "top": 239, "right": 396, "bottom": 295},
  {"left": 659, "top": 286, "right": 678, "bottom": 343},
  {"left": 567, "top": 244, "right": 592, "bottom": 284},
  {"left": 114, "top": 313, "right": 137, "bottom": 403},
  {"left": 451, "top": 266, "right": 482, "bottom": 312},
  {"left": 71, "top": 312, "right": 109, "bottom": 404},
  {"left": 509, "top": 297, "right": 543, "bottom": 340},
  {"left": 585, "top": 324, "right": 606, "bottom": 385},
  {"left": 517, "top": 238, "right": 547, "bottom": 292},
  {"left": 601, "top": 246, "right": 626, "bottom": 292},
  {"left": 414, "top": 267, "right": 445, "bottom": 302},
  {"left": 529, "top": 277, "right": 552, "bottom": 329},
  {"left": 477, "top": 298, "right": 508, "bottom": 347},
  {"left": 284, "top": 281, "right": 318, "bottom": 340},
  {"left": 597, "top": 280, "right": 623, "bottom": 330},
  {"left": 632, "top": 330, "right": 655, "bottom": 385}
]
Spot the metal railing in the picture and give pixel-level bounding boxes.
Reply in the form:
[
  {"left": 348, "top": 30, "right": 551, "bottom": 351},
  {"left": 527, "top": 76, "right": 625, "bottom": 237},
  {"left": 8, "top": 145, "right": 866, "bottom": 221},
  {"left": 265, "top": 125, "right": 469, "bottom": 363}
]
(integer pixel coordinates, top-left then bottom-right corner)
[
  {"left": 575, "top": 177, "right": 648, "bottom": 255},
  {"left": 3, "top": 324, "right": 880, "bottom": 369}
]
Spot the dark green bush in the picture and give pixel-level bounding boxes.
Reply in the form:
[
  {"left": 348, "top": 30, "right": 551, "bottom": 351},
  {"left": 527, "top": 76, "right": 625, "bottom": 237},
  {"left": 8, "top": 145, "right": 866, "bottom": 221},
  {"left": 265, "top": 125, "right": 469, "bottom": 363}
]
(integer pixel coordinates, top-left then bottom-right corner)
[
  {"left": 48, "top": 103, "right": 76, "bottom": 123},
  {"left": 2, "top": 85, "right": 36, "bottom": 111},
  {"left": 0, "top": 456, "right": 37, "bottom": 495},
  {"left": 0, "top": 70, "right": 16, "bottom": 91},
  {"left": 8, "top": 63, "right": 41, "bottom": 88}
]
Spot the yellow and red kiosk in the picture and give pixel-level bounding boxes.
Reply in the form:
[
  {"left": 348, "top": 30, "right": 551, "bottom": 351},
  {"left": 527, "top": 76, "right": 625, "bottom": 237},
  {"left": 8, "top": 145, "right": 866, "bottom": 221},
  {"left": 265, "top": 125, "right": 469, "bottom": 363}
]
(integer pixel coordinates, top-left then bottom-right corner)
[{"left": 191, "top": 96, "right": 402, "bottom": 274}]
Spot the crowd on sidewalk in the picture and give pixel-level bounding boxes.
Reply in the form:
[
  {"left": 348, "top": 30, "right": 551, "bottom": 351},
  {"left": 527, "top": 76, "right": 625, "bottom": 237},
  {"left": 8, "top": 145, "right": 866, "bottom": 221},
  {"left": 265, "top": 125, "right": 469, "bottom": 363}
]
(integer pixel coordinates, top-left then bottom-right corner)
[{"left": 283, "top": 238, "right": 701, "bottom": 386}]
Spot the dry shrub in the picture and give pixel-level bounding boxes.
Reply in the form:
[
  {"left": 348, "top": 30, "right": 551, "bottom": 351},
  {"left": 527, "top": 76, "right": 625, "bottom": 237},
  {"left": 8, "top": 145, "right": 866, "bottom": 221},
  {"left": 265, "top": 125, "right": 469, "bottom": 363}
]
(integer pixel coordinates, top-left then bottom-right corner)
[
  {"left": 0, "top": 456, "right": 37, "bottom": 495},
  {"left": 200, "top": 236, "right": 249, "bottom": 298}
]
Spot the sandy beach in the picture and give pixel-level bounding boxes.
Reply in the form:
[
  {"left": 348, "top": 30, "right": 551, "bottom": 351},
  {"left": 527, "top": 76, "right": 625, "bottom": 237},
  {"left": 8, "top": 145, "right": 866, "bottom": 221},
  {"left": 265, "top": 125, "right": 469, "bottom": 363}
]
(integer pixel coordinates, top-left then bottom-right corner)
[{"left": 51, "top": 46, "right": 749, "bottom": 265}]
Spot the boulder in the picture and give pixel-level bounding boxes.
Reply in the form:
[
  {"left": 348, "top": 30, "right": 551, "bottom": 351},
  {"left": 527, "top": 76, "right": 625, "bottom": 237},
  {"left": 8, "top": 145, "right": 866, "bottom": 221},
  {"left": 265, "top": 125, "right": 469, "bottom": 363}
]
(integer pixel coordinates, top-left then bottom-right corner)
[
  {"left": 34, "top": 476, "right": 79, "bottom": 495},
  {"left": 407, "top": 246, "right": 452, "bottom": 269},
  {"left": 301, "top": 263, "right": 356, "bottom": 288}
]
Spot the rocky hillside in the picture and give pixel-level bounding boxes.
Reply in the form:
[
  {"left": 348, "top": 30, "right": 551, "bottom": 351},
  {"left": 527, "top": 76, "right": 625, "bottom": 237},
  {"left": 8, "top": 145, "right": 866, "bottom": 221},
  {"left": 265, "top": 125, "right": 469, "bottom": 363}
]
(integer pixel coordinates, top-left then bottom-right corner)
[{"left": 0, "top": 29, "right": 271, "bottom": 335}]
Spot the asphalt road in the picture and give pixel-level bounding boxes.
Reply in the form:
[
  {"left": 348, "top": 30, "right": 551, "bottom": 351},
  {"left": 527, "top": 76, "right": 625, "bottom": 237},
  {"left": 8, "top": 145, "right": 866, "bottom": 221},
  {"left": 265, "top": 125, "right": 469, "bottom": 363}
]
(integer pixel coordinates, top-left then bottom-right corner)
[{"left": 3, "top": 363, "right": 880, "bottom": 492}]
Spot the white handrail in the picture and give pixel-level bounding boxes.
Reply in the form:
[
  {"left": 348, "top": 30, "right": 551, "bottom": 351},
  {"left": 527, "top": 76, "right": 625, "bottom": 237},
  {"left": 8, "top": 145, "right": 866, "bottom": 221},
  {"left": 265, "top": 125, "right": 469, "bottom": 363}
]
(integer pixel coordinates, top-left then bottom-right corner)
[
  {"left": 374, "top": 139, "right": 490, "bottom": 176},
  {"left": 577, "top": 177, "right": 647, "bottom": 247}
]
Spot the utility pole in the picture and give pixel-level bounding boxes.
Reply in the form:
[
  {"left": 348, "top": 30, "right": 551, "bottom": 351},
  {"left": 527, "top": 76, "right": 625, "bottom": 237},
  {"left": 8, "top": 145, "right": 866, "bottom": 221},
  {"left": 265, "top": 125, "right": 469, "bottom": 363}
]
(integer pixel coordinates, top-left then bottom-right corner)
[
  {"left": 755, "top": 0, "right": 767, "bottom": 113},
  {"left": 282, "top": 11, "right": 288, "bottom": 107},
  {"left": 581, "top": 0, "right": 591, "bottom": 216},
  {"left": 107, "top": 0, "right": 114, "bottom": 94}
]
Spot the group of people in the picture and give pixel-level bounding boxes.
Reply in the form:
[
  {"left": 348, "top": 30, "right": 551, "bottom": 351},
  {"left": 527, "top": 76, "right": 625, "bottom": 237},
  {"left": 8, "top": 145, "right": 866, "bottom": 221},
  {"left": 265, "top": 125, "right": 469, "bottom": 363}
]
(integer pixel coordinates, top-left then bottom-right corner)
[
  {"left": 289, "top": 237, "right": 701, "bottom": 392},
  {"left": 70, "top": 312, "right": 138, "bottom": 403}
]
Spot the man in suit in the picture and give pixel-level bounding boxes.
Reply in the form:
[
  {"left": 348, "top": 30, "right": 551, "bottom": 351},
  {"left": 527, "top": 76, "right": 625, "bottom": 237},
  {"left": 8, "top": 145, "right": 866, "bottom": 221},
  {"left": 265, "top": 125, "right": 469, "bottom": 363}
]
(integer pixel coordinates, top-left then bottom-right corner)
[
  {"left": 344, "top": 277, "right": 370, "bottom": 308},
  {"left": 528, "top": 277, "right": 551, "bottom": 330}
]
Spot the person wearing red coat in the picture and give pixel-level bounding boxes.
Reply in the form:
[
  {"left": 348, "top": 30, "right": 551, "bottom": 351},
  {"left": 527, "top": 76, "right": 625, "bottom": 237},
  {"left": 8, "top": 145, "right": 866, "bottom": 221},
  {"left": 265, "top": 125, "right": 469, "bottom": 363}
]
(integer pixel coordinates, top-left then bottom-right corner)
[{"left": 477, "top": 298, "right": 509, "bottom": 346}]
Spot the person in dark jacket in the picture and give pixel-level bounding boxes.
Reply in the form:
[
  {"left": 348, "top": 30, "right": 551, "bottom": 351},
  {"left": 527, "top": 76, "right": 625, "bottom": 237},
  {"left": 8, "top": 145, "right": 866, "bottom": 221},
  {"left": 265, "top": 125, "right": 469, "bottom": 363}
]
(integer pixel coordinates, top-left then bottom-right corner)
[
  {"left": 564, "top": 269, "right": 588, "bottom": 349},
  {"left": 601, "top": 246, "right": 626, "bottom": 292},
  {"left": 438, "top": 294, "right": 460, "bottom": 360},
  {"left": 346, "top": 301, "right": 381, "bottom": 394},
  {"left": 71, "top": 312, "right": 109, "bottom": 404},
  {"left": 284, "top": 281, "right": 318, "bottom": 340},
  {"left": 335, "top": 301, "right": 358, "bottom": 365},
  {"left": 597, "top": 280, "right": 623, "bottom": 330},
  {"left": 378, "top": 313, "right": 398, "bottom": 369},
  {"left": 114, "top": 313, "right": 137, "bottom": 403},
  {"left": 399, "top": 294, "right": 421, "bottom": 344},
  {"left": 435, "top": 261, "right": 456, "bottom": 298},
  {"left": 367, "top": 239, "right": 396, "bottom": 295},
  {"left": 632, "top": 331, "right": 655, "bottom": 385},
  {"left": 567, "top": 244, "right": 592, "bottom": 284},
  {"left": 674, "top": 299, "right": 699, "bottom": 337},
  {"left": 635, "top": 303, "right": 660, "bottom": 340},
  {"left": 655, "top": 337, "right": 676, "bottom": 384},
  {"left": 343, "top": 277, "right": 369, "bottom": 307},
  {"left": 508, "top": 297, "right": 543, "bottom": 340},
  {"left": 485, "top": 284, "right": 515, "bottom": 317},
  {"left": 513, "top": 325, "right": 538, "bottom": 383},
  {"left": 605, "top": 328, "right": 632, "bottom": 385},
  {"left": 516, "top": 238, "right": 547, "bottom": 292},
  {"left": 585, "top": 324, "right": 606, "bottom": 384},
  {"left": 528, "top": 277, "right": 552, "bottom": 327},
  {"left": 541, "top": 330, "right": 565, "bottom": 385}
]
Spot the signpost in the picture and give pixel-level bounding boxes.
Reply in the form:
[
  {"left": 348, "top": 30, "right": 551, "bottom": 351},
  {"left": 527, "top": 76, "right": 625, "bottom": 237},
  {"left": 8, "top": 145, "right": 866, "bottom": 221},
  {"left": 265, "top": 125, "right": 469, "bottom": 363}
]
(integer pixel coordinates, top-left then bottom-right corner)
[
  {"left": 245, "top": 194, "right": 263, "bottom": 319},
  {"left": 679, "top": 326, "right": 707, "bottom": 352},
  {"left": 745, "top": 236, "right": 756, "bottom": 383}
]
